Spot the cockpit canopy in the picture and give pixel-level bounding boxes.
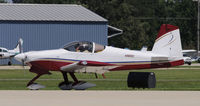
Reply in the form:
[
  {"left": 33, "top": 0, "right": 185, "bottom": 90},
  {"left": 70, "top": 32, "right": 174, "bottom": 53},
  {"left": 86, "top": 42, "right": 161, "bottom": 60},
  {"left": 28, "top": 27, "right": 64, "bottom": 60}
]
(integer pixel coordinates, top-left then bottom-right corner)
[{"left": 63, "top": 41, "right": 105, "bottom": 53}]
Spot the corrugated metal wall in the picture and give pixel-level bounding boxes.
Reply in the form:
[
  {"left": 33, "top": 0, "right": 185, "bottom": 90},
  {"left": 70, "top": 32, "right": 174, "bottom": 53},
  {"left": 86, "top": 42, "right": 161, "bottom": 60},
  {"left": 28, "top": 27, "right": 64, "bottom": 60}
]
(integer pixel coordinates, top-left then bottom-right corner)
[{"left": 0, "top": 21, "right": 108, "bottom": 64}]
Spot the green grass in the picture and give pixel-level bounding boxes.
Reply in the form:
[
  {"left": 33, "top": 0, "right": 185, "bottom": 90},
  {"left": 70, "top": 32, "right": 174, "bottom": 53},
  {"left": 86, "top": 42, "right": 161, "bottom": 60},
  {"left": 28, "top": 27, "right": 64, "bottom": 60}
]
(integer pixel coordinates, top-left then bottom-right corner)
[{"left": 0, "top": 67, "right": 200, "bottom": 90}]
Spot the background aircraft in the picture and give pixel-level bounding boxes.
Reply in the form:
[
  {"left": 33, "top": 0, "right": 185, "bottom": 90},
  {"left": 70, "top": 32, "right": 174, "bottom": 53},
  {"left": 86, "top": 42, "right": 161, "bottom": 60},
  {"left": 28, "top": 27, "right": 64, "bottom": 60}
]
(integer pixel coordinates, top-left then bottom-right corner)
[
  {"left": 140, "top": 46, "right": 148, "bottom": 52},
  {"left": 182, "top": 50, "right": 198, "bottom": 65},
  {"left": 0, "top": 38, "right": 23, "bottom": 65},
  {"left": 14, "top": 24, "right": 184, "bottom": 90}
]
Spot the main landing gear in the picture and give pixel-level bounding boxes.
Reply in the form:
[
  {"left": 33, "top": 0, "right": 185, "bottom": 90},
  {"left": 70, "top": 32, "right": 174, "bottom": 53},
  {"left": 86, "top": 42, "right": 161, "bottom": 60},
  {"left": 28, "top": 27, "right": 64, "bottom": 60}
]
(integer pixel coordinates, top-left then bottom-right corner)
[
  {"left": 26, "top": 67, "right": 96, "bottom": 90},
  {"left": 58, "top": 72, "right": 96, "bottom": 90},
  {"left": 8, "top": 58, "right": 12, "bottom": 66},
  {"left": 8, "top": 61, "right": 12, "bottom": 66}
]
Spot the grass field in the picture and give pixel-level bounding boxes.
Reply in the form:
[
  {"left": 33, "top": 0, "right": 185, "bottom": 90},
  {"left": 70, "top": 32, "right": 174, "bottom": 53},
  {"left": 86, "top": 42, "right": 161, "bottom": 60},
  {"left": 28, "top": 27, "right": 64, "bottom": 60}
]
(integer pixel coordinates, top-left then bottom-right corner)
[{"left": 0, "top": 66, "right": 200, "bottom": 90}]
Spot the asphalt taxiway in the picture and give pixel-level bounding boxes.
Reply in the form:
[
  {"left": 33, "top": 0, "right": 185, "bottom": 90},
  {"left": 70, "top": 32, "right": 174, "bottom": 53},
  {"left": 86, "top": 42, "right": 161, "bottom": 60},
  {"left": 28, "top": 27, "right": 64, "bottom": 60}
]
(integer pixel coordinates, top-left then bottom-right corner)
[{"left": 0, "top": 91, "right": 199, "bottom": 106}]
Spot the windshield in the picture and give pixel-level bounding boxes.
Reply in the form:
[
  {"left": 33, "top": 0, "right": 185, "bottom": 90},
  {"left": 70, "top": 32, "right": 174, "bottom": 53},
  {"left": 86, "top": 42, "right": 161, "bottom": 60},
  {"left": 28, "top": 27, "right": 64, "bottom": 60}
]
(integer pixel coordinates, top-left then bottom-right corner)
[
  {"left": 94, "top": 43, "right": 105, "bottom": 53},
  {"left": 63, "top": 41, "right": 93, "bottom": 53},
  {"left": 63, "top": 41, "right": 105, "bottom": 53}
]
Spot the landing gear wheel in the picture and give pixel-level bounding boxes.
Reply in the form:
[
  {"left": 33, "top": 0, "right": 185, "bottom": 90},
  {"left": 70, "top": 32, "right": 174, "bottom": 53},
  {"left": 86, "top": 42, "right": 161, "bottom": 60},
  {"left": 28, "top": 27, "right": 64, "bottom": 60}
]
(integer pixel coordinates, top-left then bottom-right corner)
[
  {"left": 8, "top": 61, "right": 12, "bottom": 66},
  {"left": 58, "top": 81, "right": 73, "bottom": 90},
  {"left": 27, "top": 83, "right": 45, "bottom": 90},
  {"left": 72, "top": 81, "right": 96, "bottom": 90},
  {"left": 59, "top": 72, "right": 96, "bottom": 90}
]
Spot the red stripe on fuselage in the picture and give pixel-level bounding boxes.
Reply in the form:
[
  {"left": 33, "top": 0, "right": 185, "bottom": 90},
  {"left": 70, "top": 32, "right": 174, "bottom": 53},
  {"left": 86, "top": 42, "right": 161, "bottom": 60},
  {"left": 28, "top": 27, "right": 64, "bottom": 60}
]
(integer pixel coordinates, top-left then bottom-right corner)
[
  {"left": 28, "top": 59, "right": 184, "bottom": 72},
  {"left": 29, "top": 60, "right": 71, "bottom": 71},
  {"left": 29, "top": 60, "right": 114, "bottom": 71},
  {"left": 109, "top": 59, "right": 184, "bottom": 71}
]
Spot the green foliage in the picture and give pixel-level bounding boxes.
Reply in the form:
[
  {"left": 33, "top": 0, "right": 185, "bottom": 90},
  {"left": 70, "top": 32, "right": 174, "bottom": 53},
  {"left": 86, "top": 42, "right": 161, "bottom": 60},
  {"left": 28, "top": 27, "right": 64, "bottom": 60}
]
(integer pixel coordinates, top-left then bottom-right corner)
[
  {"left": 13, "top": 0, "right": 198, "bottom": 50},
  {"left": 13, "top": 0, "right": 77, "bottom": 4},
  {"left": 0, "top": 0, "right": 6, "bottom": 3}
]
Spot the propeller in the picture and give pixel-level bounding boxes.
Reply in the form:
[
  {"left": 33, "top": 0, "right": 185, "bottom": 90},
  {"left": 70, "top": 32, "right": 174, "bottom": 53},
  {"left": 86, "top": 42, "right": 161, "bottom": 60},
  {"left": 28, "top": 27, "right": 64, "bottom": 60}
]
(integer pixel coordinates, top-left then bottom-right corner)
[
  {"left": 14, "top": 38, "right": 27, "bottom": 76},
  {"left": 14, "top": 52, "right": 27, "bottom": 68},
  {"left": 21, "top": 54, "right": 28, "bottom": 77},
  {"left": 21, "top": 54, "right": 28, "bottom": 68},
  {"left": 21, "top": 57, "right": 25, "bottom": 68},
  {"left": 17, "top": 38, "right": 26, "bottom": 68}
]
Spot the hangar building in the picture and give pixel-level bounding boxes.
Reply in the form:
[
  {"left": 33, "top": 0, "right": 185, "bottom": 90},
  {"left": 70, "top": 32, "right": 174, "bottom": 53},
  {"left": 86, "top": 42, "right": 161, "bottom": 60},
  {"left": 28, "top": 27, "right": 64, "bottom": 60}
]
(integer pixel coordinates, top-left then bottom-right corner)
[{"left": 0, "top": 4, "right": 122, "bottom": 64}]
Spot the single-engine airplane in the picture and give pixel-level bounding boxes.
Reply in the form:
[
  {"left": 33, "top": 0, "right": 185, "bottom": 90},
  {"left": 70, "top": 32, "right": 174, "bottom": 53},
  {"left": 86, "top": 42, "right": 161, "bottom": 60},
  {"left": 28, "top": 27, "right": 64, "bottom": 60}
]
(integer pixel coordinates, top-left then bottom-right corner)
[
  {"left": 14, "top": 24, "right": 184, "bottom": 90},
  {"left": 0, "top": 38, "right": 23, "bottom": 65}
]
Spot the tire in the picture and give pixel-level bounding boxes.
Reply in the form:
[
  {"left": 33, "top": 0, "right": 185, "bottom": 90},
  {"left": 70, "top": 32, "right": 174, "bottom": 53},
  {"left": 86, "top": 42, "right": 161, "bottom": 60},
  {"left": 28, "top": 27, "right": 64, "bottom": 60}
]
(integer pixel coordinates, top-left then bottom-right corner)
[
  {"left": 127, "top": 72, "right": 156, "bottom": 88},
  {"left": 58, "top": 81, "right": 73, "bottom": 90},
  {"left": 8, "top": 61, "right": 12, "bottom": 66}
]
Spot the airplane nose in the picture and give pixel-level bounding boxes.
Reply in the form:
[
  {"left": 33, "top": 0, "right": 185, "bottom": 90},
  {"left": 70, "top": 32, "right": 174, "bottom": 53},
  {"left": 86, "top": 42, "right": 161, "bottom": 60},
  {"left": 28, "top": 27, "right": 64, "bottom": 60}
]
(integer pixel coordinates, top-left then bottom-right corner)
[{"left": 14, "top": 53, "right": 26, "bottom": 62}]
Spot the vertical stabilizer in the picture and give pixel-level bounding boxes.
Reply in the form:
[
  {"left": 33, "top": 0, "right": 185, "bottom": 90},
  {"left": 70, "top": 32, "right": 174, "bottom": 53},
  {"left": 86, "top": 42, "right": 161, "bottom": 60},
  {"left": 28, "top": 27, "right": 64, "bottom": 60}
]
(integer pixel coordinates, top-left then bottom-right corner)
[
  {"left": 13, "top": 38, "right": 23, "bottom": 53},
  {"left": 152, "top": 24, "right": 182, "bottom": 59}
]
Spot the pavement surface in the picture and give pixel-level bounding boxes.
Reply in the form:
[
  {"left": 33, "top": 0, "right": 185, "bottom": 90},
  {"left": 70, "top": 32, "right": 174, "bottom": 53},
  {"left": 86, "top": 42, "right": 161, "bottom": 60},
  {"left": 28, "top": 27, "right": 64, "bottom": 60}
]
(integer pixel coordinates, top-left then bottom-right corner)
[
  {"left": 0, "top": 66, "right": 30, "bottom": 69},
  {"left": 0, "top": 91, "right": 199, "bottom": 106}
]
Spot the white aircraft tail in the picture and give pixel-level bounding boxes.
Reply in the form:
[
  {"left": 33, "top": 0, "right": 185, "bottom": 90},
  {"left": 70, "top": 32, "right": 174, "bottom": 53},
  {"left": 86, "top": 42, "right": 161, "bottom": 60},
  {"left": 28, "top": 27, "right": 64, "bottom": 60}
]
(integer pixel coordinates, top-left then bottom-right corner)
[
  {"left": 13, "top": 38, "right": 23, "bottom": 53},
  {"left": 152, "top": 24, "right": 183, "bottom": 59}
]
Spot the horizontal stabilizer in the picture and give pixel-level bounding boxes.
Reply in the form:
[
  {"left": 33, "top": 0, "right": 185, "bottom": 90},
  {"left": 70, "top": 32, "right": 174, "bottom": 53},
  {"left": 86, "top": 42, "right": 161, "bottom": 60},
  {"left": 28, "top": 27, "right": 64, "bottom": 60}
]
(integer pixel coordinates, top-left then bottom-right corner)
[{"left": 151, "top": 57, "right": 169, "bottom": 62}]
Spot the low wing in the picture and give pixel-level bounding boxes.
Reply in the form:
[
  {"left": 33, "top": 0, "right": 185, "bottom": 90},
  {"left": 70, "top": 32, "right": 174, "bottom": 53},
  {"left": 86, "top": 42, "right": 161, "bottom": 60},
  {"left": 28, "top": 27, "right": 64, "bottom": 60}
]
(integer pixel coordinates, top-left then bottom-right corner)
[
  {"left": 60, "top": 60, "right": 115, "bottom": 74},
  {"left": 60, "top": 61, "right": 84, "bottom": 72}
]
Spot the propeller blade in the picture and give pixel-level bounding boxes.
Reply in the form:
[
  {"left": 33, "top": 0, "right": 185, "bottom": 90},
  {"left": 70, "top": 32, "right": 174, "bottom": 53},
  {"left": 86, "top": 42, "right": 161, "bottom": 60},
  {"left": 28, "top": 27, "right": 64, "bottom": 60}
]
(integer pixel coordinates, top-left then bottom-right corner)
[
  {"left": 21, "top": 59, "right": 25, "bottom": 68},
  {"left": 18, "top": 53, "right": 27, "bottom": 69}
]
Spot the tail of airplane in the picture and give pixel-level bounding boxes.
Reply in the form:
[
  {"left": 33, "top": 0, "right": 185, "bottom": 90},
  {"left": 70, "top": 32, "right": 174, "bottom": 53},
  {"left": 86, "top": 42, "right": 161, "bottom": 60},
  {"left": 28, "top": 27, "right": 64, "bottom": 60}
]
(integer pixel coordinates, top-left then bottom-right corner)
[
  {"left": 13, "top": 38, "right": 23, "bottom": 53},
  {"left": 152, "top": 24, "right": 183, "bottom": 59}
]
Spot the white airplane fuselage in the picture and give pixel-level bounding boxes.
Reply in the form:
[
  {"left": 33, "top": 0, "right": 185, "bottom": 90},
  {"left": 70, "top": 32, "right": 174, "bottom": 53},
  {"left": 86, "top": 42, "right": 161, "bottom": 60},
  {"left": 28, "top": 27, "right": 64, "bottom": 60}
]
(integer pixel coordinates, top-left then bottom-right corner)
[{"left": 16, "top": 45, "right": 183, "bottom": 73}]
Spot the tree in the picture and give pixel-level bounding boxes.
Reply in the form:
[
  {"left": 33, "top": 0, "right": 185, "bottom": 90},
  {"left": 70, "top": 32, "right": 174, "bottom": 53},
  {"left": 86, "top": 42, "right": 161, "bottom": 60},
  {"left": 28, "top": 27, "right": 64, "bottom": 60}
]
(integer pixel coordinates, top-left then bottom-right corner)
[
  {"left": 0, "top": 0, "right": 6, "bottom": 3},
  {"left": 13, "top": 0, "right": 76, "bottom": 4},
  {"left": 12, "top": 0, "right": 198, "bottom": 50}
]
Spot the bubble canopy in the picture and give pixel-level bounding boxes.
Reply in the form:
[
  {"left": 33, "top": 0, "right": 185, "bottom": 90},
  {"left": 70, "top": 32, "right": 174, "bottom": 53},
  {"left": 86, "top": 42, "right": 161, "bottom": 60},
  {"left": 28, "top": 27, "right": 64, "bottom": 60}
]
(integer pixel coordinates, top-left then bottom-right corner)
[{"left": 63, "top": 41, "right": 105, "bottom": 53}]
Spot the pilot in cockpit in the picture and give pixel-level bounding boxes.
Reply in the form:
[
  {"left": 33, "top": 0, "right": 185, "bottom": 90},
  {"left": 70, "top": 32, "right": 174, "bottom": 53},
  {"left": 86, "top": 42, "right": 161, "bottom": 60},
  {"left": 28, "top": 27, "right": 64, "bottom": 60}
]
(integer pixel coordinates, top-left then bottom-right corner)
[{"left": 76, "top": 43, "right": 89, "bottom": 53}]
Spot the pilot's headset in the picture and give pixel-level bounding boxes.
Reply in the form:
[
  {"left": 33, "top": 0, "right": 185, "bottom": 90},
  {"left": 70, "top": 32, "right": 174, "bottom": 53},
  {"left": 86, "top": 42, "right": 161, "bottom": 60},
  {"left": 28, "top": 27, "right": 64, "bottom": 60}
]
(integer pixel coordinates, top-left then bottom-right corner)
[{"left": 79, "top": 44, "right": 88, "bottom": 52}]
